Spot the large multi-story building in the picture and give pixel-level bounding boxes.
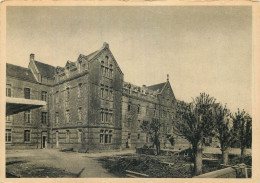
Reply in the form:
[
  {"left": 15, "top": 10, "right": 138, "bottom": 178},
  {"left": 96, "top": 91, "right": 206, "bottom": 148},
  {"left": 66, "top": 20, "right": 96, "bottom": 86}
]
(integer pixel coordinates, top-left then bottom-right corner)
[{"left": 6, "top": 42, "right": 190, "bottom": 152}]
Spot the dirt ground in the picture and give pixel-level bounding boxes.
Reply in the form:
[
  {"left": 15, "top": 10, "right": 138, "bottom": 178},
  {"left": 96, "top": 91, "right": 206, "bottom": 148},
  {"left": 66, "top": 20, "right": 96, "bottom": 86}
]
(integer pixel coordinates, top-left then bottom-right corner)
[
  {"left": 97, "top": 153, "right": 252, "bottom": 178},
  {"left": 6, "top": 149, "right": 135, "bottom": 178}
]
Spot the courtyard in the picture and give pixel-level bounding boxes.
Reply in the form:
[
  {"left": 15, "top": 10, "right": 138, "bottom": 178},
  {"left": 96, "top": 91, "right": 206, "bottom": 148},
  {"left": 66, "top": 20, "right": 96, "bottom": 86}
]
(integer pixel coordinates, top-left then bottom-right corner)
[
  {"left": 6, "top": 147, "right": 251, "bottom": 178},
  {"left": 6, "top": 149, "right": 134, "bottom": 178}
]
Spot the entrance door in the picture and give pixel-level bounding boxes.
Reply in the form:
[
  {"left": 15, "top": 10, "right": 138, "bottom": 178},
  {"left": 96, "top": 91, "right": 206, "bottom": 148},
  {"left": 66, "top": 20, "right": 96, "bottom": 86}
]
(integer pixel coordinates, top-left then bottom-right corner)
[{"left": 42, "top": 136, "right": 46, "bottom": 148}]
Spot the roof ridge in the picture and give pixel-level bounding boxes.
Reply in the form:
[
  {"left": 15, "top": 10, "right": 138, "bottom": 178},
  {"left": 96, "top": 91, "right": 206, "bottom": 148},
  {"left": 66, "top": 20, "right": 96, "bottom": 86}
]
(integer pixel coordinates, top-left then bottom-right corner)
[
  {"left": 6, "top": 63, "right": 30, "bottom": 70},
  {"left": 147, "top": 81, "right": 167, "bottom": 87},
  {"left": 34, "top": 60, "right": 56, "bottom": 68}
]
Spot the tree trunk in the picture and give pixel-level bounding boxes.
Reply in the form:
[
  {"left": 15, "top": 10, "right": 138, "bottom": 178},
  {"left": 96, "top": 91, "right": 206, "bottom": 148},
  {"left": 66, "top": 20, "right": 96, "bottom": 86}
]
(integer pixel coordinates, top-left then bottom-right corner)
[
  {"left": 241, "top": 146, "right": 246, "bottom": 161},
  {"left": 194, "top": 144, "right": 202, "bottom": 176},
  {"left": 222, "top": 148, "right": 229, "bottom": 165}
]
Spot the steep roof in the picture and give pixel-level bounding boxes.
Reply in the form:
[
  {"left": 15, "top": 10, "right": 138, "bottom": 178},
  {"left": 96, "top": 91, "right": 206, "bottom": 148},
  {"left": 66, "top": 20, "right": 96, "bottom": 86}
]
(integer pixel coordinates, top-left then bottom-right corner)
[
  {"left": 34, "top": 61, "right": 56, "bottom": 79},
  {"left": 147, "top": 82, "right": 167, "bottom": 92},
  {"left": 6, "top": 63, "right": 37, "bottom": 83}
]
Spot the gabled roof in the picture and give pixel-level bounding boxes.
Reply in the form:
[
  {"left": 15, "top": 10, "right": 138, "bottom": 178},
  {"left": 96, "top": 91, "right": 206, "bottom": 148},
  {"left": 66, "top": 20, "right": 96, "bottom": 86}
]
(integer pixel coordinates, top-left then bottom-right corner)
[
  {"left": 147, "top": 82, "right": 167, "bottom": 93},
  {"left": 34, "top": 61, "right": 56, "bottom": 79},
  {"left": 86, "top": 50, "right": 100, "bottom": 61},
  {"left": 6, "top": 63, "right": 37, "bottom": 83}
]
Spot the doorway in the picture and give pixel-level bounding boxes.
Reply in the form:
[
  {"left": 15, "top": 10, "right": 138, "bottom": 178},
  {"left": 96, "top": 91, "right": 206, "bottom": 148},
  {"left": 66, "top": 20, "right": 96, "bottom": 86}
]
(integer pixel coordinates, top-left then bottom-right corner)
[
  {"left": 41, "top": 131, "right": 47, "bottom": 149},
  {"left": 42, "top": 136, "right": 46, "bottom": 148}
]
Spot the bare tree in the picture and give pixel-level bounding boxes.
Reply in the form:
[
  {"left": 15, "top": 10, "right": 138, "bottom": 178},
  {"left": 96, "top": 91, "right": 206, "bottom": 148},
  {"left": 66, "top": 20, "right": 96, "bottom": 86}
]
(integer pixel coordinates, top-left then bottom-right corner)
[
  {"left": 213, "top": 104, "right": 236, "bottom": 165},
  {"left": 141, "top": 119, "right": 161, "bottom": 155},
  {"left": 231, "top": 109, "right": 252, "bottom": 160},
  {"left": 173, "top": 93, "right": 216, "bottom": 176}
]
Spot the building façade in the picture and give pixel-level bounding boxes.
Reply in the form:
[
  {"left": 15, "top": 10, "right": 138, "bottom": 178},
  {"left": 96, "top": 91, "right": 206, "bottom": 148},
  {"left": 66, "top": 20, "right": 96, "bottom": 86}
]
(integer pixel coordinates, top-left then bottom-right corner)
[{"left": 6, "top": 42, "right": 191, "bottom": 152}]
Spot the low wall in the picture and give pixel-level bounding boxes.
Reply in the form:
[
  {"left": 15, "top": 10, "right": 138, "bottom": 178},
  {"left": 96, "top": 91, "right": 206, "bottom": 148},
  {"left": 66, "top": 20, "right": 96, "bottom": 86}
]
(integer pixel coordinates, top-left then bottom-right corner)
[{"left": 194, "top": 164, "right": 249, "bottom": 178}]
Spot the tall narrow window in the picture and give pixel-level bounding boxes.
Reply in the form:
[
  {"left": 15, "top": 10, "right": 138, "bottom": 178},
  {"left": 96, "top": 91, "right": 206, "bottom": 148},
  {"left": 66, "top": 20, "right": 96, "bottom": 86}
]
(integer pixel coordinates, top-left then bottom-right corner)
[
  {"left": 55, "top": 112, "right": 59, "bottom": 124},
  {"left": 24, "top": 88, "right": 30, "bottom": 99},
  {"left": 137, "top": 105, "right": 140, "bottom": 114},
  {"left": 109, "top": 113, "right": 113, "bottom": 123},
  {"left": 66, "top": 87, "right": 70, "bottom": 101},
  {"left": 100, "top": 130, "right": 104, "bottom": 143},
  {"left": 78, "top": 129, "right": 82, "bottom": 143},
  {"left": 128, "top": 104, "right": 131, "bottom": 112},
  {"left": 55, "top": 91, "right": 59, "bottom": 104},
  {"left": 108, "top": 130, "right": 112, "bottom": 143},
  {"left": 65, "top": 110, "right": 70, "bottom": 123},
  {"left": 101, "top": 65, "right": 104, "bottom": 76},
  {"left": 6, "top": 84, "right": 11, "bottom": 97},
  {"left": 24, "top": 130, "right": 30, "bottom": 142},
  {"left": 24, "top": 110, "right": 31, "bottom": 123},
  {"left": 5, "top": 129, "right": 12, "bottom": 143},
  {"left": 110, "top": 90, "right": 113, "bottom": 100},
  {"left": 105, "top": 112, "right": 108, "bottom": 123},
  {"left": 78, "top": 83, "right": 82, "bottom": 98},
  {"left": 104, "top": 130, "right": 108, "bottom": 143},
  {"left": 100, "top": 87, "right": 104, "bottom": 98},
  {"left": 6, "top": 115, "right": 13, "bottom": 122},
  {"left": 41, "top": 91, "right": 47, "bottom": 101},
  {"left": 105, "top": 89, "right": 108, "bottom": 99},
  {"left": 66, "top": 130, "right": 70, "bottom": 143},
  {"left": 41, "top": 112, "right": 47, "bottom": 124},
  {"left": 101, "top": 110, "right": 104, "bottom": 122},
  {"left": 78, "top": 107, "right": 82, "bottom": 121}
]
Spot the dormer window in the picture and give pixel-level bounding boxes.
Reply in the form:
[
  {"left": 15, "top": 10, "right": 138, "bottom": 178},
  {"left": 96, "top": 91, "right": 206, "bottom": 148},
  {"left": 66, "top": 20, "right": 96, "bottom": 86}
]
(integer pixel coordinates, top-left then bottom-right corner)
[{"left": 105, "top": 56, "right": 109, "bottom": 65}]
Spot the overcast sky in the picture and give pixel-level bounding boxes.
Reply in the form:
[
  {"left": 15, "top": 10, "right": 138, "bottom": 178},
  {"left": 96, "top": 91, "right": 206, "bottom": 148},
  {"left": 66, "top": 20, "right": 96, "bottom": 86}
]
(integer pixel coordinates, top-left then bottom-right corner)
[{"left": 6, "top": 6, "right": 252, "bottom": 114}]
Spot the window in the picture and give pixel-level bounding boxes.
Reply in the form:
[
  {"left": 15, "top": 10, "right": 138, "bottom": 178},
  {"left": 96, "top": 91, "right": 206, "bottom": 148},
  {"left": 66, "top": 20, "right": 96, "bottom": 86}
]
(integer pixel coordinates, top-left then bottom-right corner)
[
  {"left": 105, "top": 112, "right": 108, "bottom": 123},
  {"left": 24, "top": 88, "right": 30, "bottom": 99},
  {"left": 66, "top": 130, "right": 70, "bottom": 143},
  {"left": 78, "top": 83, "right": 82, "bottom": 98},
  {"left": 78, "top": 107, "right": 82, "bottom": 121},
  {"left": 78, "top": 129, "right": 82, "bottom": 143},
  {"left": 41, "top": 91, "right": 47, "bottom": 101},
  {"left": 101, "top": 65, "right": 104, "bottom": 76},
  {"left": 100, "top": 129, "right": 112, "bottom": 144},
  {"left": 100, "top": 88, "right": 104, "bottom": 98},
  {"left": 101, "top": 110, "right": 104, "bottom": 122},
  {"left": 66, "top": 87, "right": 70, "bottom": 101},
  {"left": 138, "top": 120, "right": 141, "bottom": 129},
  {"left": 65, "top": 110, "right": 70, "bottom": 123},
  {"left": 6, "top": 84, "right": 11, "bottom": 97},
  {"left": 209, "top": 137, "right": 212, "bottom": 143},
  {"left": 55, "top": 112, "right": 59, "bottom": 124},
  {"left": 24, "top": 110, "right": 30, "bottom": 123},
  {"left": 6, "top": 129, "right": 12, "bottom": 143},
  {"left": 55, "top": 91, "right": 59, "bottom": 104},
  {"left": 146, "top": 134, "right": 149, "bottom": 143},
  {"left": 137, "top": 105, "right": 140, "bottom": 114},
  {"left": 108, "top": 130, "right": 112, "bottom": 143},
  {"left": 100, "top": 130, "right": 104, "bottom": 143},
  {"left": 105, "top": 89, "right": 108, "bottom": 99},
  {"left": 24, "top": 130, "right": 30, "bottom": 142},
  {"left": 41, "top": 112, "right": 47, "bottom": 124},
  {"left": 110, "top": 90, "right": 113, "bottom": 100},
  {"left": 109, "top": 113, "right": 113, "bottom": 123},
  {"left": 6, "top": 115, "right": 13, "bottom": 122},
  {"left": 138, "top": 133, "right": 140, "bottom": 140},
  {"left": 128, "top": 133, "right": 131, "bottom": 139},
  {"left": 104, "top": 130, "right": 108, "bottom": 143},
  {"left": 128, "top": 104, "right": 131, "bottom": 111}
]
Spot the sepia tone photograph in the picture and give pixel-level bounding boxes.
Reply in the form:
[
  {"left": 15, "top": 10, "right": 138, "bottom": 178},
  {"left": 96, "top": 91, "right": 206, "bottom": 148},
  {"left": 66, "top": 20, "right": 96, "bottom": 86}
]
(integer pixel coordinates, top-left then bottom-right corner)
[{"left": 2, "top": 3, "right": 256, "bottom": 180}]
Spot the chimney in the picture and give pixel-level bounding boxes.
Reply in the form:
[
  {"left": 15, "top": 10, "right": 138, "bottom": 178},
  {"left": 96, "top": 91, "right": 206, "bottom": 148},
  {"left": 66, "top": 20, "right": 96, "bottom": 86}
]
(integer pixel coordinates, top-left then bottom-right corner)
[{"left": 30, "top": 53, "right": 35, "bottom": 62}]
